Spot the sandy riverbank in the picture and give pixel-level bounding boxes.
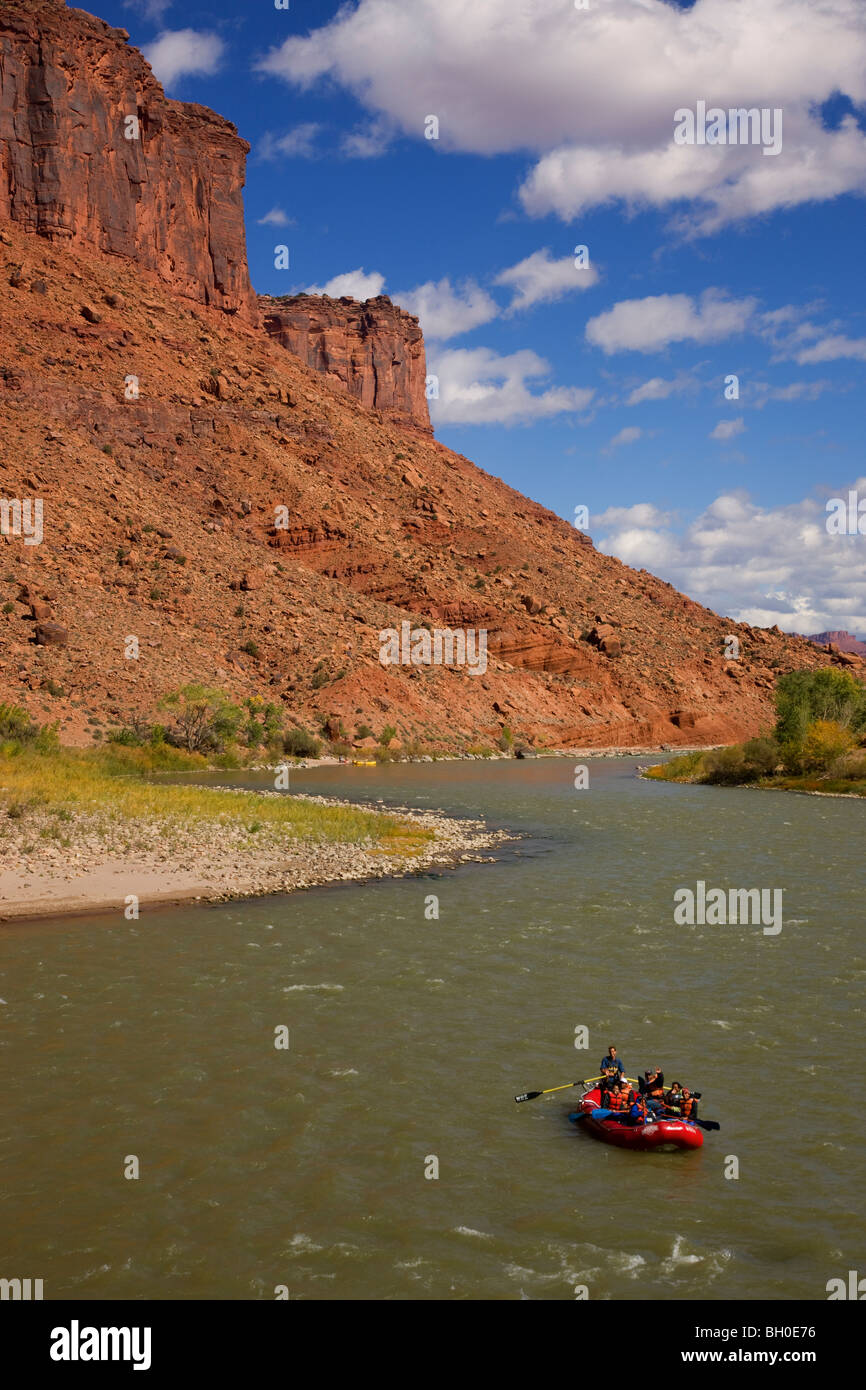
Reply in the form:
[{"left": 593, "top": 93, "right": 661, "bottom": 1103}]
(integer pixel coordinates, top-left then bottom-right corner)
[{"left": 0, "top": 793, "right": 514, "bottom": 924}]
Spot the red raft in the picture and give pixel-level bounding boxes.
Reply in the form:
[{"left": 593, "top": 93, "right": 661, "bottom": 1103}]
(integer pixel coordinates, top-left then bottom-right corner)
[{"left": 569, "top": 1087, "right": 703, "bottom": 1151}]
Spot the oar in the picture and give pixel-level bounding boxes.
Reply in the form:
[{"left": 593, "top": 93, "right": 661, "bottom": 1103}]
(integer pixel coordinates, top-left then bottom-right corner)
[
  {"left": 660, "top": 1108, "right": 721, "bottom": 1130},
  {"left": 514, "top": 1073, "right": 638, "bottom": 1103},
  {"left": 514, "top": 1080, "right": 583, "bottom": 1104}
]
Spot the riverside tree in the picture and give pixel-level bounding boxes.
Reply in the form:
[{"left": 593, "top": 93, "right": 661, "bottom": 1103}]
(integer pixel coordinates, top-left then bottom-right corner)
[
  {"left": 774, "top": 669, "right": 866, "bottom": 770},
  {"left": 159, "top": 685, "right": 243, "bottom": 753}
]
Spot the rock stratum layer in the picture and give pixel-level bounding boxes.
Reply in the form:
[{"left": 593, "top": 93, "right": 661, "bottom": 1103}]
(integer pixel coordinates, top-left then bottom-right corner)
[
  {"left": 261, "top": 294, "right": 431, "bottom": 431},
  {"left": 0, "top": 1, "right": 854, "bottom": 752},
  {"left": 0, "top": 0, "right": 255, "bottom": 318}
]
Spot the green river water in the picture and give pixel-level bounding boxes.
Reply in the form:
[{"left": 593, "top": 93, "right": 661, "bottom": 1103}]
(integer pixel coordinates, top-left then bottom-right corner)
[{"left": 1, "top": 757, "right": 863, "bottom": 1300}]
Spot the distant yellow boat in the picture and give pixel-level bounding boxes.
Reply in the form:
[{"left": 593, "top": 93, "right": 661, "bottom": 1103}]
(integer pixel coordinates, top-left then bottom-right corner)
[{"left": 352, "top": 759, "right": 377, "bottom": 766}]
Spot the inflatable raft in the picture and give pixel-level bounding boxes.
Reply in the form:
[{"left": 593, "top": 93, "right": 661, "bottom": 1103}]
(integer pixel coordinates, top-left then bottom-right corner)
[{"left": 569, "top": 1087, "right": 703, "bottom": 1151}]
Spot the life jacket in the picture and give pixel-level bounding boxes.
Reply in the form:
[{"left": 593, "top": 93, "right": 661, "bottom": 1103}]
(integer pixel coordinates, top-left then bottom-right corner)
[
  {"left": 606, "top": 1091, "right": 624, "bottom": 1111},
  {"left": 630, "top": 1100, "right": 648, "bottom": 1123},
  {"left": 681, "top": 1093, "right": 696, "bottom": 1117}
]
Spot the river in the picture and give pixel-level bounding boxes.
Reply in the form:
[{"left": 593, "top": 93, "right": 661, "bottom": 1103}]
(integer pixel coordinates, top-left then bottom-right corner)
[{"left": 1, "top": 757, "right": 863, "bottom": 1300}]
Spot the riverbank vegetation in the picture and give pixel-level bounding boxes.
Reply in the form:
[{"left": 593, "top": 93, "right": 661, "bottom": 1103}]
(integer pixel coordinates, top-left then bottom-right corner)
[
  {"left": 0, "top": 701, "right": 428, "bottom": 853},
  {"left": 645, "top": 669, "right": 866, "bottom": 796},
  {"left": 80, "top": 683, "right": 515, "bottom": 764}
]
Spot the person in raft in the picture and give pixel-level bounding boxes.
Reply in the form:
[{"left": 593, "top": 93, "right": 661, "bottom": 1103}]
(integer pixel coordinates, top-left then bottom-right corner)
[
  {"left": 600, "top": 1074, "right": 624, "bottom": 1110},
  {"left": 664, "top": 1081, "right": 684, "bottom": 1112},
  {"left": 617, "top": 1078, "right": 635, "bottom": 1108},
  {"left": 627, "top": 1094, "right": 650, "bottom": 1126},
  {"left": 663, "top": 1082, "right": 701, "bottom": 1121},
  {"left": 600, "top": 1078, "right": 636, "bottom": 1117},
  {"left": 599, "top": 1065, "right": 619, "bottom": 1103},
  {"left": 639, "top": 1066, "right": 666, "bottom": 1115},
  {"left": 679, "top": 1087, "right": 699, "bottom": 1121},
  {"left": 599, "top": 1045, "right": 624, "bottom": 1077}
]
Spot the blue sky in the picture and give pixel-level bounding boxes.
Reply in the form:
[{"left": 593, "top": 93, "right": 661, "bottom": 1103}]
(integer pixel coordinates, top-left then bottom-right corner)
[{"left": 111, "top": 0, "right": 865, "bottom": 636}]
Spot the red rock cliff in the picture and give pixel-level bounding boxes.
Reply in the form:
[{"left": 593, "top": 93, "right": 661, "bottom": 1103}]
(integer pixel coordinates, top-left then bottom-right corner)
[
  {"left": 260, "top": 293, "right": 431, "bottom": 431},
  {"left": 0, "top": 0, "right": 256, "bottom": 318}
]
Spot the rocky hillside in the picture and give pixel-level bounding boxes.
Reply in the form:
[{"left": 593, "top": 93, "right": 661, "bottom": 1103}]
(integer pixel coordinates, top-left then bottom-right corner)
[{"left": 0, "top": 0, "right": 852, "bottom": 754}]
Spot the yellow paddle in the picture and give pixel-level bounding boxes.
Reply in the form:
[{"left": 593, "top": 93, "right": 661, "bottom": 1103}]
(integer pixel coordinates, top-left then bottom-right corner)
[{"left": 514, "top": 1074, "right": 639, "bottom": 1104}]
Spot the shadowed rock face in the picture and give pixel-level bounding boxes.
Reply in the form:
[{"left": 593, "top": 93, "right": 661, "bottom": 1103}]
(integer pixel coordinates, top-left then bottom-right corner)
[
  {"left": 260, "top": 294, "right": 432, "bottom": 432},
  {"left": 0, "top": 0, "right": 256, "bottom": 319}
]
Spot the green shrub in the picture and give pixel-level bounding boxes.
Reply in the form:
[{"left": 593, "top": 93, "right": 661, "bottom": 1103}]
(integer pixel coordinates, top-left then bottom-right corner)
[
  {"left": 0, "top": 704, "right": 39, "bottom": 743},
  {"left": 283, "top": 727, "right": 321, "bottom": 758},
  {"left": 158, "top": 685, "right": 243, "bottom": 753},
  {"left": 740, "top": 735, "right": 780, "bottom": 779},
  {"left": 701, "top": 745, "right": 747, "bottom": 785}
]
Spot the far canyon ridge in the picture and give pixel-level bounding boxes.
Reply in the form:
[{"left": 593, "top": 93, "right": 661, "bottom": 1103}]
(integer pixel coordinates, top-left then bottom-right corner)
[{"left": 0, "top": 0, "right": 853, "bottom": 751}]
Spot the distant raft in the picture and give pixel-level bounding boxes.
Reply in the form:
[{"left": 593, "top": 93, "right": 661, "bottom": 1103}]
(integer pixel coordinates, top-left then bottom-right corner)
[{"left": 569, "top": 1087, "right": 703, "bottom": 1151}]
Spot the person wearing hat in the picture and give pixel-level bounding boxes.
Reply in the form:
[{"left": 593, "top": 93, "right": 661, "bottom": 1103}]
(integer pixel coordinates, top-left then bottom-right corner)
[
  {"left": 639, "top": 1066, "right": 666, "bottom": 1116},
  {"left": 617, "top": 1077, "right": 635, "bottom": 1108}
]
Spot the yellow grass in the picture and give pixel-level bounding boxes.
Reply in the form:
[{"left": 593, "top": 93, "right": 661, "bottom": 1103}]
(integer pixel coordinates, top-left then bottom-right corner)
[{"left": 0, "top": 747, "right": 433, "bottom": 853}]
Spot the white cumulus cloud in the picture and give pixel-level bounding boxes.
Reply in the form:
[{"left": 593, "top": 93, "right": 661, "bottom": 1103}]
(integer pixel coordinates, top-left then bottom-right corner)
[
  {"left": 586, "top": 291, "right": 757, "bottom": 355},
  {"left": 626, "top": 374, "right": 694, "bottom": 406},
  {"left": 257, "top": 125, "right": 323, "bottom": 160},
  {"left": 395, "top": 279, "right": 499, "bottom": 341},
  {"left": 710, "top": 417, "right": 745, "bottom": 440},
  {"left": 493, "top": 248, "right": 599, "bottom": 314},
  {"left": 793, "top": 335, "right": 866, "bottom": 364},
  {"left": 257, "top": 207, "right": 294, "bottom": 227},
  {"left": 255, "top": 0, "right": 866, "bottom": 235},
  {"left": 143, "top": 29, "right": 224, "bottom": 87},
  {"left": 594, "top": 485, "right": 866, "bottom": 634},
  {"left": 604, "top": 426, "right": 644, "bottom": 453},
  {"left": 429, "top": 346, "right": 593, "bottom": 426},
  {"left": 305, "top": 268, "right": 386, "bottom": 300},
  {"left": 341, "top": 118, "right": 393, "bottom": 158}
]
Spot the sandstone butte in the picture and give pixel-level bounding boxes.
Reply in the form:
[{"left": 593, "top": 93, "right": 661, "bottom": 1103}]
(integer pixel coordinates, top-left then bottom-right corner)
[{"left": 0, "top": 0, "right": 856, "bottom": 753}]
